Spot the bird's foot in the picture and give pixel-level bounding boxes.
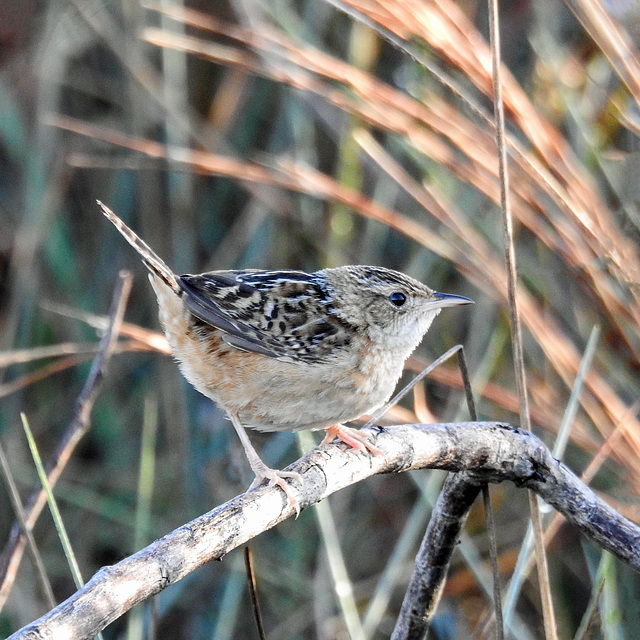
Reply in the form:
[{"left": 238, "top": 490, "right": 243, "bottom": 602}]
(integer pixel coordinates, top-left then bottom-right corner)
[
  {"left": 248, "top": 464, "right": 303, "bottom": 517},
  {"left": 321, "top": 423, "right": 381, "bottom": 455},
  {"left": 229, "top": 413, "right": 302, "bottom": 516}
]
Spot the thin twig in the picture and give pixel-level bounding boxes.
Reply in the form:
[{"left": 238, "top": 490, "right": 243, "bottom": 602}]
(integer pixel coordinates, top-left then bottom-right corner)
[
  {"left": 244, "top": 547, "right": 266, "bottom": 640},
  {"left": 0, "top": 272, "right": 133, "bottom": 611},
  {"left": 0, "top": 440, "right": 55, "bottom": 609},
  {"left": 361, "top": 345, "right": 463, "bottom": 429},
  {"left": 0, "top": 355, "right": 93, "bottom": 400},
  {"left": 460, "top": 346, "right": 504, "bottom": 638},
  {"left": 482, "top": 485, "right": 503, "bottom": 639},
  {"left": 487, "top": 0, "right": 528, "bottom": 437},
  {"left": 460, "top": 343, "right": 505, "bottom": 640},
  {"left": 487, "top": 0, "right": 557, "bottom": 636}
]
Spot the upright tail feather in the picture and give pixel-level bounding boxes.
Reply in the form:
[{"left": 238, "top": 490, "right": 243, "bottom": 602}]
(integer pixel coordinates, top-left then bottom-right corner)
[{"left": 98, "top": 201, "right": 180, "bottom": 295}]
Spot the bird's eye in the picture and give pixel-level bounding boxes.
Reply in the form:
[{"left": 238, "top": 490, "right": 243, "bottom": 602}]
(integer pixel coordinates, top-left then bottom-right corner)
[{"left": 388, "top": 291, "right": 407, "bottom": 307}]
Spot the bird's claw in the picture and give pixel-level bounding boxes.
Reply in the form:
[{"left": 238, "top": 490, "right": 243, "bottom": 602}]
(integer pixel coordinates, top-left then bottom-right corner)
[
  {"left": 321, "top": 424, "right": 382, "bottom": 455},
  {"left": 249, "top": 467, "right": 303, "bottom": 518}
]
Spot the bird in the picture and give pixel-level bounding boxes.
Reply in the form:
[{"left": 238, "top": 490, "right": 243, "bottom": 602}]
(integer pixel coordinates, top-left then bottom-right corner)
[{"left": 98, "top": 201, "right": 473, "bottom": 514}]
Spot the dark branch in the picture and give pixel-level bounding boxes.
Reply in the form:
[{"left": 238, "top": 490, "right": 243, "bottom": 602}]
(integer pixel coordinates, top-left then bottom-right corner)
[{"left": 392, "top": 472, "right": 482, "bottom": 640}]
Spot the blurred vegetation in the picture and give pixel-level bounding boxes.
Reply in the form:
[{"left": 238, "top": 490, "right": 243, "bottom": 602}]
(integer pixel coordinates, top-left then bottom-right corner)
[{"left": 2, "top": 0, "right": 640, "bottom": 638}]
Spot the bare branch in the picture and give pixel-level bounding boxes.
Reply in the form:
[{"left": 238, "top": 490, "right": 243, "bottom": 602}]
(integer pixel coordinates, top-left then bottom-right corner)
[
  {"left": 7, "top": 422, "right": 640, "bottom": 640},
  {"left": 392, "top": 472, "right": 482, "bottom": 640}
]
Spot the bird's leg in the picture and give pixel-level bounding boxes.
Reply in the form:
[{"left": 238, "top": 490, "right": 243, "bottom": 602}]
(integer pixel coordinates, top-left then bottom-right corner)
[
  {"left": 321, "top": 424, "right": 381, "bottom": 455},
  {"left": 229, "top": 412, "right": 302, "bottom": 516}
]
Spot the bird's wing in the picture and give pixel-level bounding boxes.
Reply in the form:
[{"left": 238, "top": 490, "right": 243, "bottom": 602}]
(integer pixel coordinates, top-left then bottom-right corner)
[{"left": 178, "top": 270, "right": 353, "bottom": 363}]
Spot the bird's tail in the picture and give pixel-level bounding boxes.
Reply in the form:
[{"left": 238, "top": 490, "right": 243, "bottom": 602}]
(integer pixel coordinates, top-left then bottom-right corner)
[{"left": 98, "top": 201, "right": 180, "bottom": 295}]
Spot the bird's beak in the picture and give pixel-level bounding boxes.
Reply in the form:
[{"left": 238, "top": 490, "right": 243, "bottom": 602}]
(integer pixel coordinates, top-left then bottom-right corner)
[{"left": 431, "top": 292, "right": 474, "bottom": 309}]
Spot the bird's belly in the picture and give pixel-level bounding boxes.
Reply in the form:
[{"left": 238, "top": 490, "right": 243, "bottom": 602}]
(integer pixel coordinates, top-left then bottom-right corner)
[
  {"left": 153, "top": 284, "right": 402, "bottom": 432},
  {"left": 189, "top": 340, "right": 394, "bottom": 433},
  {"left": 237, "top": 356, "right": 395, "bottom": 432}
]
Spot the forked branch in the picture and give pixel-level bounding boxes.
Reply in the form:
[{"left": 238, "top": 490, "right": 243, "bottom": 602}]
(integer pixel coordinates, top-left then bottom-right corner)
[{"left": 8, "top": 422, "right": 640, "bottom": 640}]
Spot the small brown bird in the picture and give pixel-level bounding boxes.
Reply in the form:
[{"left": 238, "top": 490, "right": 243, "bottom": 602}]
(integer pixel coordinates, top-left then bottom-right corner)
[{"left": 98, "top": 202, "right": 472, "bottom": 513}]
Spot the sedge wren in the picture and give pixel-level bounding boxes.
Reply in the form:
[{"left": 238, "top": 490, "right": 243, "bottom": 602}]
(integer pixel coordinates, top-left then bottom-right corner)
[{"left": 98, "top": 202, "right": 472, "bottom": 513}]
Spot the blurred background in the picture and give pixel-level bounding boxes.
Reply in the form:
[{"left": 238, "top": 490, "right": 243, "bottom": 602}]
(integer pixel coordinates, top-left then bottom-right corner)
[{"left": 2, "top": 0, "right": 640, "bottom": 638}]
